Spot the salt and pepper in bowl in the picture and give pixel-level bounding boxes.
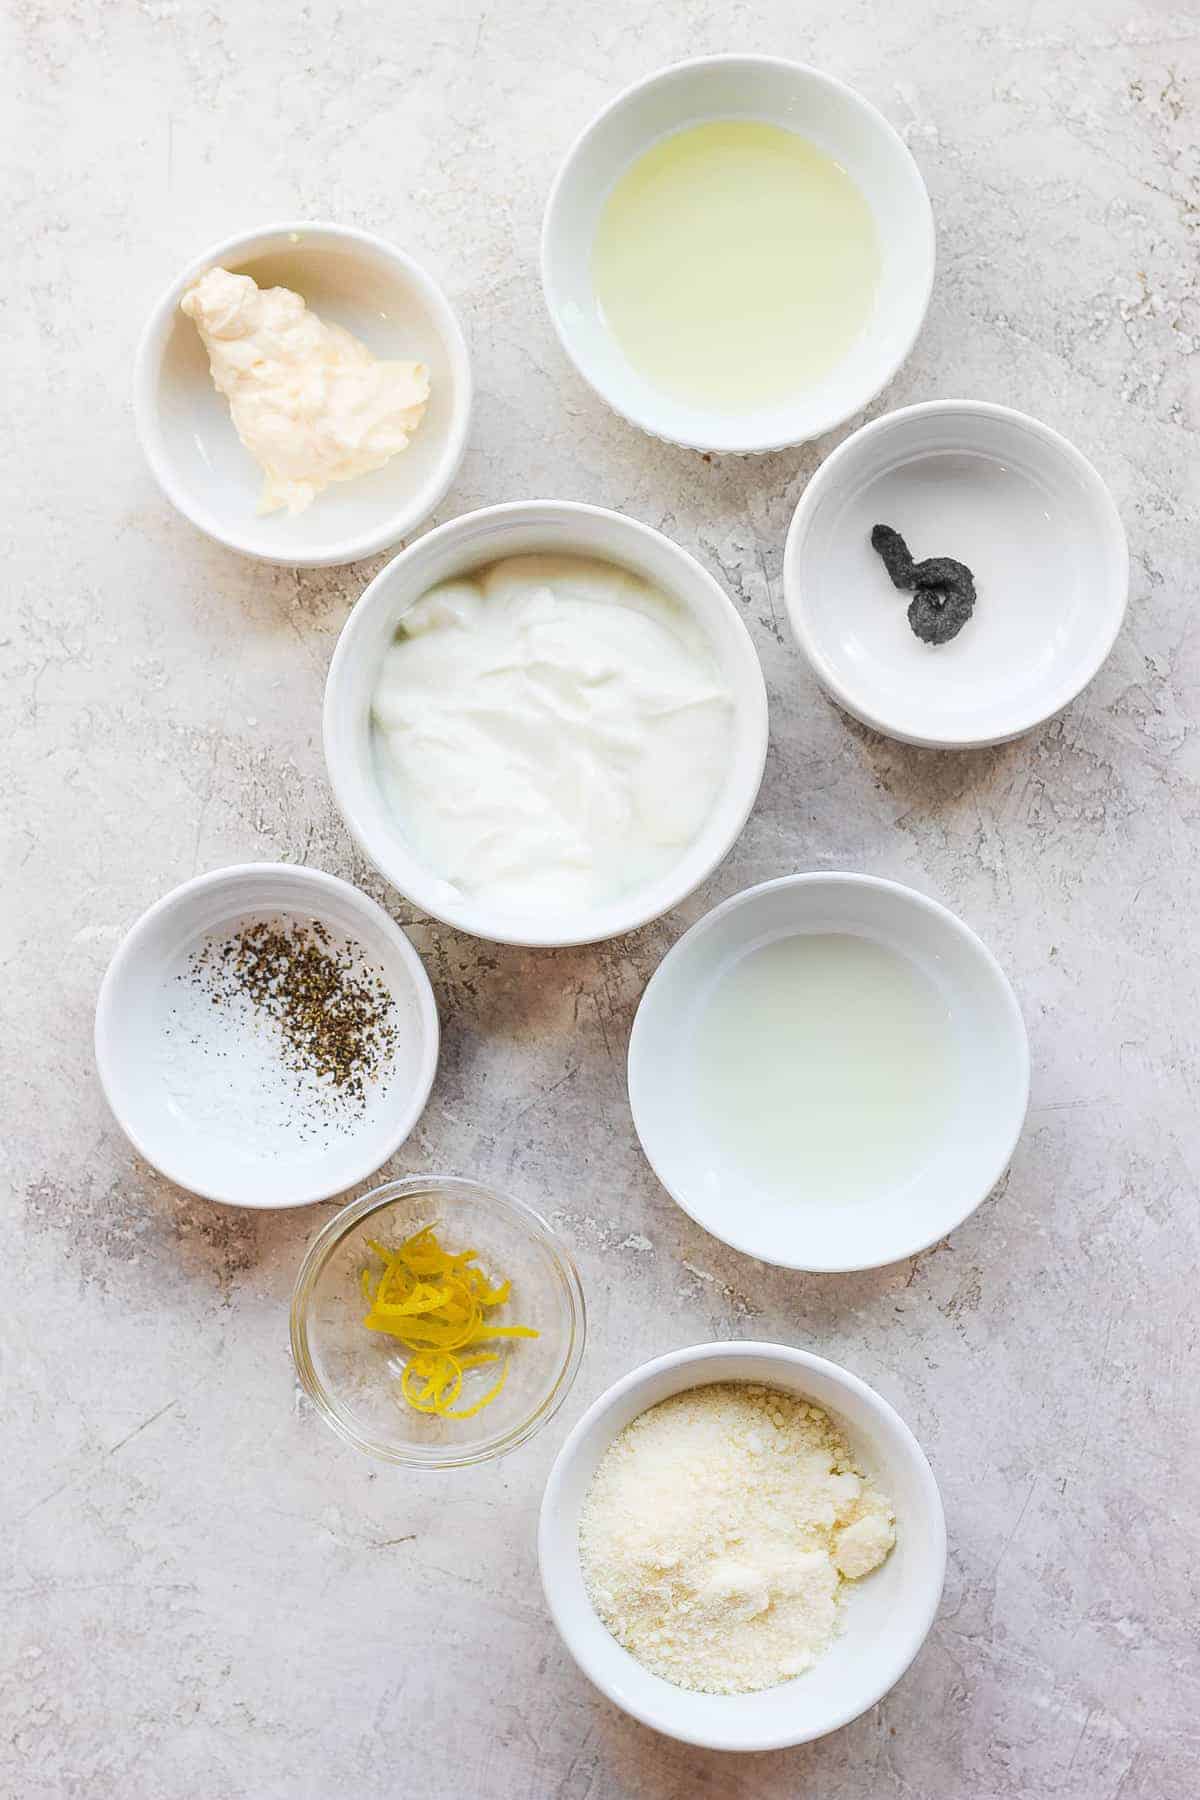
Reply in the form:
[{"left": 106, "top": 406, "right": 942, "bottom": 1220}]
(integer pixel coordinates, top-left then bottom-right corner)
[{"left": 95, "top": 864, "right": 438, "bottom": 1208}]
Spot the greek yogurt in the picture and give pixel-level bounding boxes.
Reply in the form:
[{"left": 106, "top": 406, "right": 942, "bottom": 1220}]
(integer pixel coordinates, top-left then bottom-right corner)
[{"left": 370, "top": 554, "right": 732, "bottom": 913}]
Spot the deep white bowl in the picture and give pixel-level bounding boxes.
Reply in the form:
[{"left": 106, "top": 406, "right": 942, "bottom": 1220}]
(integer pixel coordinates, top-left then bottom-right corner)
[
  {"left": 628, "top": 873, "right": 1029, "bottom": 1271},
  {"left": 783, "top": 400, "right": 1129, "bottom": 746},
  {"left": 323, "top": 501, "right": 769, "bottom": 948},
  {"left": 542, "top": 56, "right": 934, "bottom": 453},
  {"left": 539, "top": 1341, "right": 946, "bottom": 1750},
  {"left": 134, "top": 222, "right": 472, "bottom": 567},
  {"left": 94, "top": 864, "right": 439, "bottom": 1207}
]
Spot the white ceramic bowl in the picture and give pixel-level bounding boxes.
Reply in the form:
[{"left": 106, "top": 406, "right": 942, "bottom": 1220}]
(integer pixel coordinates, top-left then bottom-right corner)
[
  {"left": 95, "top": 864, "right": 439, "bottom": 1207},
  {"left": 783, "top": 400, "right": 1129, "bottom": 746},
  {"left": 323, "top": 500, "right": 769, "bottom": 947},
  {"left": 542, "top": 56, "right": 934, "bottom": 453},
  {"left": 628, "top": 873, "right": 1029, "bottom": 1271},
  {"left": 539, "top": 1341, "right": 946, "bottom": 1750},
  {"left": 134, "top": 222, "right": 472, "bottom": 567}
]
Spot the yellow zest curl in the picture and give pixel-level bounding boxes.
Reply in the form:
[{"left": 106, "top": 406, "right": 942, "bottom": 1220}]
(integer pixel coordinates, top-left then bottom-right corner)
[{"left": 360, "top": 1223, "right": 538, "bottom": 1421}]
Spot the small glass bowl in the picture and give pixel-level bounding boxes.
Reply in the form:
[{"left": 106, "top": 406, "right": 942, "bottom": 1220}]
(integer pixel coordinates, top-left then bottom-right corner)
[{"left": 290, "top": 1175, "right": 587, "bottom": 1467}]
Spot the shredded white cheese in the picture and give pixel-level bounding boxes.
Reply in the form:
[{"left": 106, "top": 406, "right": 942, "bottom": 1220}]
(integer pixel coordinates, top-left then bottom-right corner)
[{"left": 578, "top": 1382, "right": 896, "bottom": 1694}]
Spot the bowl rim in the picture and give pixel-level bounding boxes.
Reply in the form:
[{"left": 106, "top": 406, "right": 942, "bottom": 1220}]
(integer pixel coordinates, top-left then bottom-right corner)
[
  {"left": 540, "top": 53, "right": 936, "bottom": 454},
  {"left": 782, "top": 397, "right": 1131, "bottom": 747},
  {"left": 93, "top": 862, "right": 440, "bottom": 1208},
  {"left": 537, "top": 1339, "right": 948, "bottom": 1750},
  {"left": 290, "top": 1173, "right": 588, "bottom": 1467},
  {"left": 322, "top": 498, "right": 770, "bottom": 947},
  {"left": 132, "top": 219, "right": 473, "bottom": 568},
  {"left": 627, "top": 870, "right": 1031, "bottom": 1271}
]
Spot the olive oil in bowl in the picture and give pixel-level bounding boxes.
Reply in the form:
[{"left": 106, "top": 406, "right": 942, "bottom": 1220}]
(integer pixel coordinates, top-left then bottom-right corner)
[{"left": 593, "top": 120, "right": 881, "bottom": 415}]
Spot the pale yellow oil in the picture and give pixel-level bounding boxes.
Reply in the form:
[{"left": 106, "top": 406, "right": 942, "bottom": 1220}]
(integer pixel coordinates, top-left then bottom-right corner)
[
  {"left": 691, "top": 932, "right": 956, "bottom": 1206},
  {"left": 593, "top": 119, "right": 881, "bottom": 414}
]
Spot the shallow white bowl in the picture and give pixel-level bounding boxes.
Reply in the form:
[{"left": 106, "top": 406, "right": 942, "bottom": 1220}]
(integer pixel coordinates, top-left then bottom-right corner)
[
  {"left": 323, "top": 500, "right": 769, "bottom": 948},
  {"left": 783, "top": 400, "right": 1129, "bottom": 746},
  {"left": 539, "top": 1341, "right": 946, "bottom": 1750},
  {"left": 134, "top": 222, "right": 472, "bottom": 567},
  {"left": 542, "top": 56, "right": 934, "bottom": 453},
  {"left": 95, "top": 864, "right": 439, "bottom": 1207},
  {"left": 628, "top": 873, "right": 1029, "bottom": 1271},
  {"left": 291, "top": 1175, "right": 587, "bottom": 1468}
]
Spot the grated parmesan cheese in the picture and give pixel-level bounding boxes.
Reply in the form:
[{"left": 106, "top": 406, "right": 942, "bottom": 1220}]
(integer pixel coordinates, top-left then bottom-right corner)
[{"left": 578, "top": 1382, "right": 896, "bottom": 1694}]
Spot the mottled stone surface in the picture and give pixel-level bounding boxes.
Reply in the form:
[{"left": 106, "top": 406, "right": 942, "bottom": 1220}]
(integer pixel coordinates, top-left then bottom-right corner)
[{"left": 3, "top": 2, "right": 1199, "bottom": 1796}]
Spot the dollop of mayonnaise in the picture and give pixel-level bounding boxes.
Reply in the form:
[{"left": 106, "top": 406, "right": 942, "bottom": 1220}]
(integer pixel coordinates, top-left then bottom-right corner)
[
  {"left": 180, "top": 267, "right": 430, "bottom": 516},
  {"left": 371, "top": 555, "right": 733, "bottom": 914}
]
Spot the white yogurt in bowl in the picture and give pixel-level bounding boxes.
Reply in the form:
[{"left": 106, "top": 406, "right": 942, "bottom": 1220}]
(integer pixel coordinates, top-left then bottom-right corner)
[
  {"left": 370, "top": 555, "right": 732, "bottom": 915},
  {"left": 324, "top": 503, "right": 769, "bottom": 948}
]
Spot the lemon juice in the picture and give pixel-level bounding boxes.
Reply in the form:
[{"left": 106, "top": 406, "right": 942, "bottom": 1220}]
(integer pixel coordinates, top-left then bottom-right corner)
[
  {"left": 691, "top": 932, "right": 956, "bottom": 1206},
  {"left": 593, "top": 119, "right": 881, "bottom": 414}
]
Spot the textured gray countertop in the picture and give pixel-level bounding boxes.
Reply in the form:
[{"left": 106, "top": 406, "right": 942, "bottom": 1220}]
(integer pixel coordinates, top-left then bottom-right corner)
[{"left": 4, "top": 2, "right": 1198, "bottom": 1796}]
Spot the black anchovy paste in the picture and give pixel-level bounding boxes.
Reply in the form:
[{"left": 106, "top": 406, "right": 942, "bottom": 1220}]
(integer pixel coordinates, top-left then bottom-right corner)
[
  {"left": 869, "top": 526, "right": 977, "bottom": 646},
  {"left": 869, "top": 523, "right": 916, "bottom": 591}
]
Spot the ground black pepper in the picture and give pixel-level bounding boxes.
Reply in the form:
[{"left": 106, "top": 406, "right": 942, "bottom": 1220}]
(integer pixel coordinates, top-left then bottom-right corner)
[{"left": 183, "top": 917, "right": 399, "bottom": 1103}]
